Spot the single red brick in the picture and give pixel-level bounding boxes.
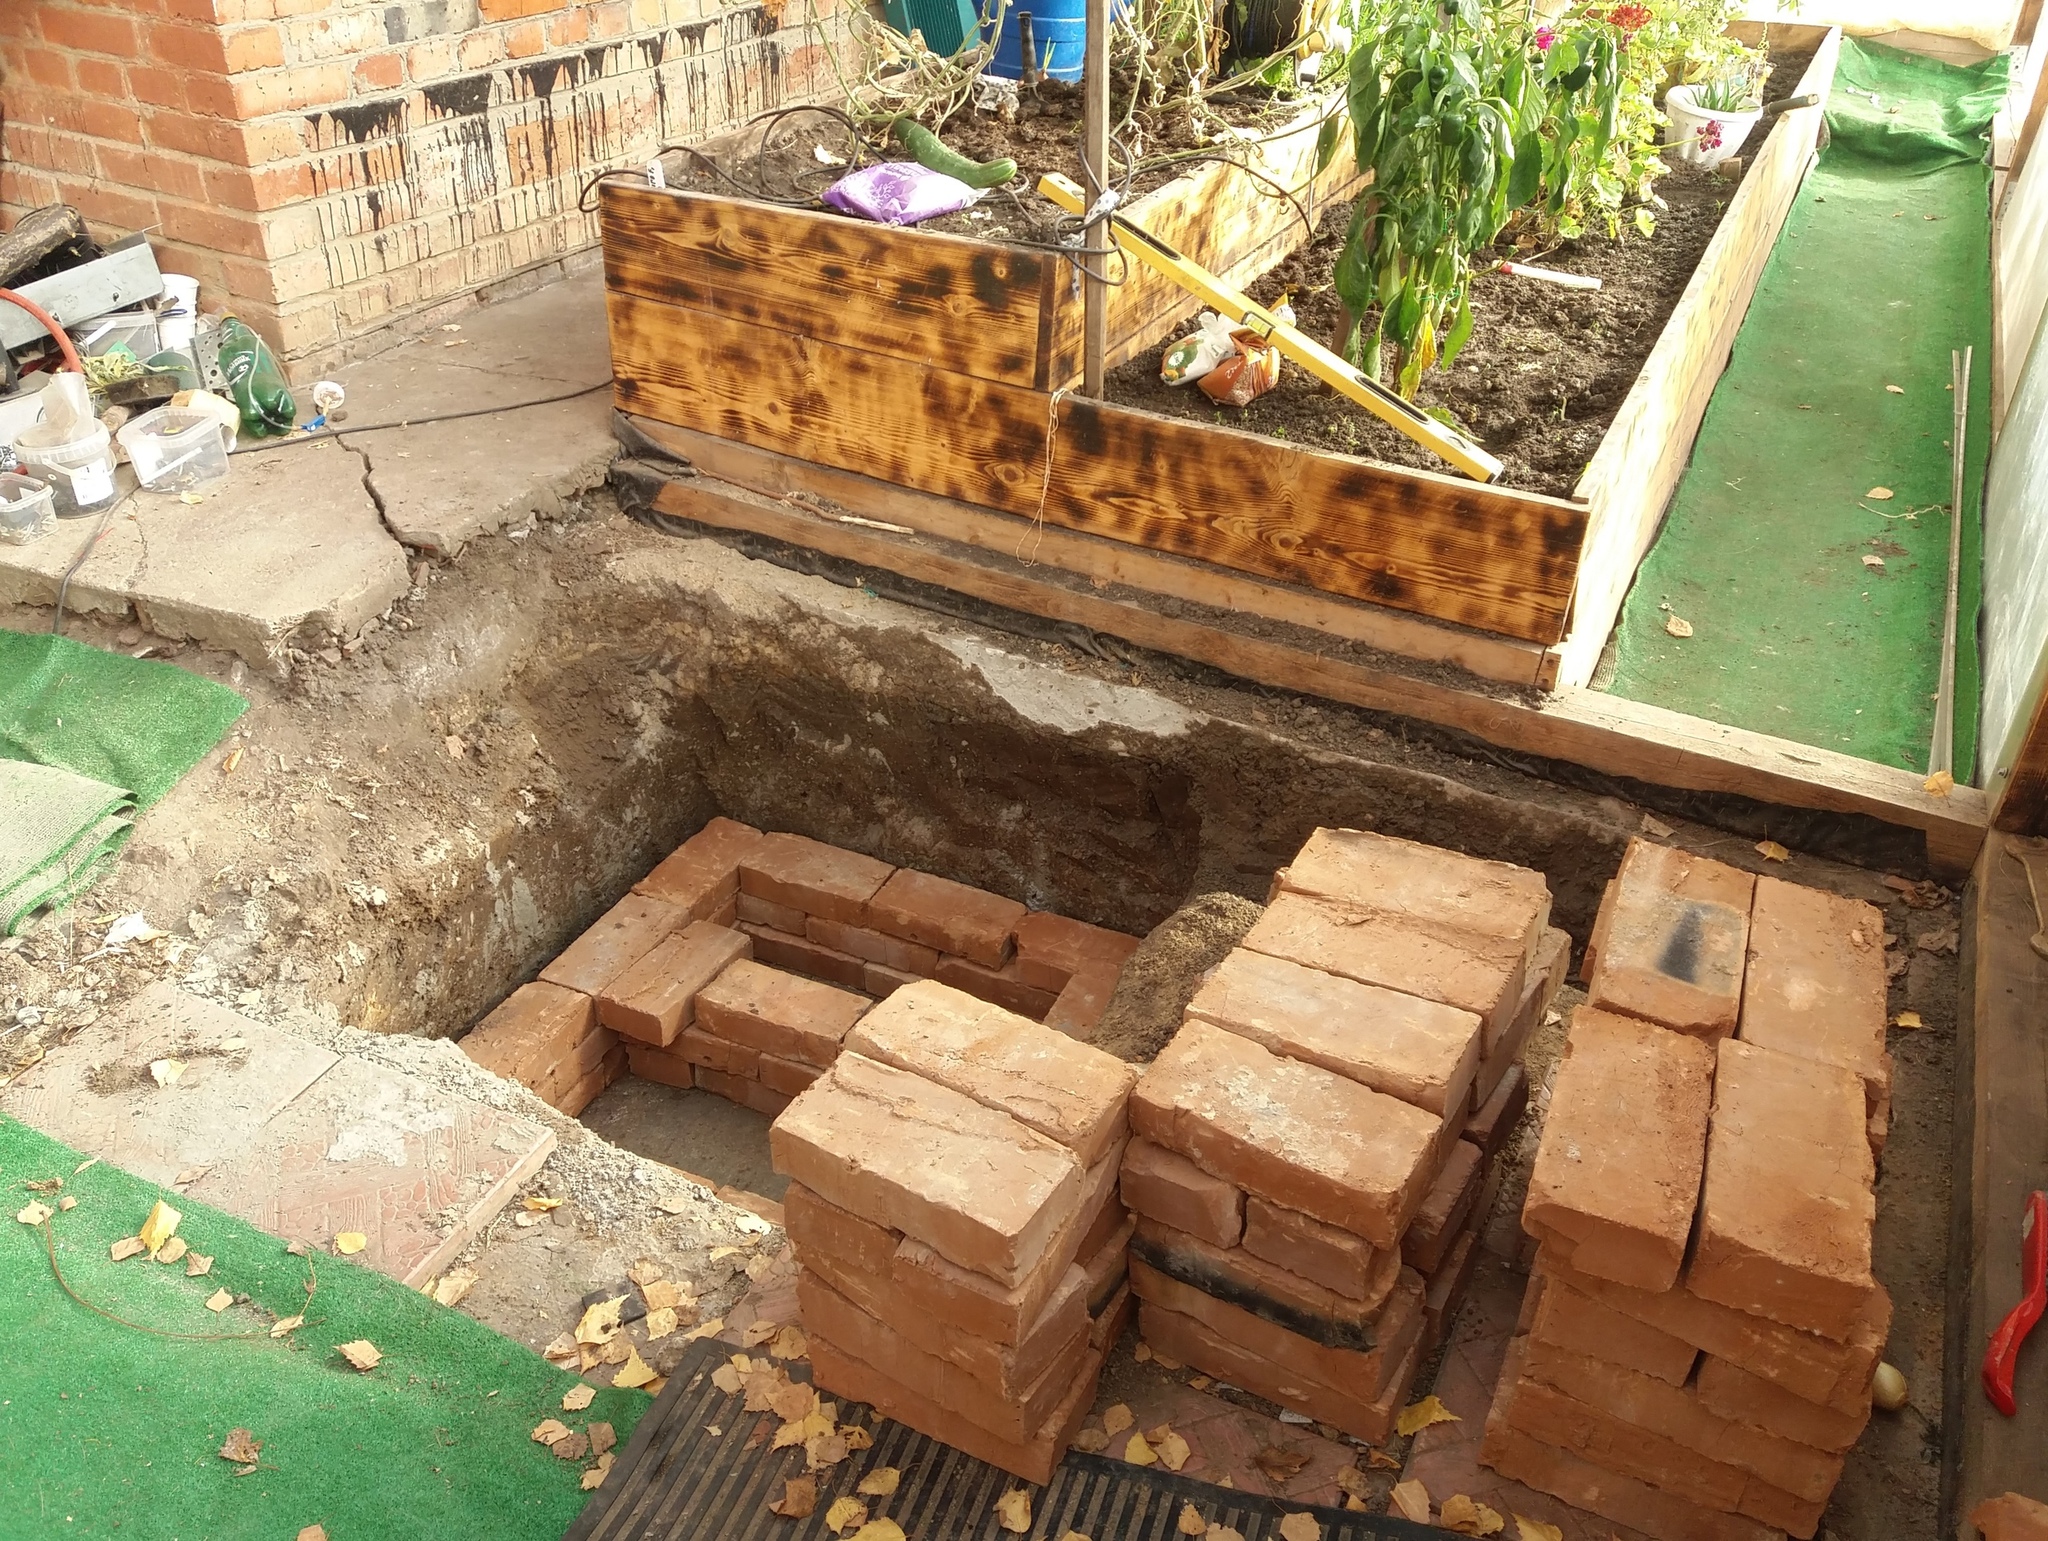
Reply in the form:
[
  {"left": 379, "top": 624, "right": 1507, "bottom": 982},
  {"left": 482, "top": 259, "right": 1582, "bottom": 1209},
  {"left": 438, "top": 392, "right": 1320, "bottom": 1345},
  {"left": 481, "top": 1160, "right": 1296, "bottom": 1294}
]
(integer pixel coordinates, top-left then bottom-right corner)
[
  {"left": 1481, "top": 923, "right": 1572, "bottom": 1084},
  {"left": 1530, "top": 1275, "right": 1700, "bottom": 1387},
  {"left": 706, "top": 896, "right": 739, "bottom": 928},
  {"left": 886, "top": 1145, "right": 1122, "bottom": 1344},
  {"left": 1523, "top": 1007, "right": 1715, "bottom": 1292},
  {"left": 695, "top": 1064, "right": 791, "bottom": 1117},
  {"left": 555, "top": 1043, "right": 628, "bottom": 1117},
  {"left": 1092, "top": 1282, "right": 1133, "bottom": 1350},
  {"left": 696, "top": 958, "right": 869, "bottom": 1067},
  {"left": 1585, "top": 839, "right": 1754, "bottom": 1040},
  {"left": 1274, "top": 826, "right": 1553, "bottom": 959},
  {"left": 844, "top": 980, "right": 1136, "bottom": 1168},
  {"left": 1402, "top": 1139, "right": 1484, "bottom": 1276},
  {"left": 1186, "top": 946, "right": 1482, "bottom": 1119},
  {"left": 737, "top": 891, "right": 807, "bottom": 932},
  {"left": 1131, "top": 1215, "right": 1401, "bottom": 1342},
  {"left": 1690, "top": 1038, "right": 1876, "bottom": 1341},
  {"left": 1044, "top": 964, "right": 1120, "bottom": 1042},
  {"left": 1137, "top": 1298, "right": 1419, "bottom": 1444},
  {"left": 1537, "top": 1249, "right": 1887, "bottom": 1417},
  {"left": 1120, "top": 1138, "right": 1244, "bottom": 1248},
  {"left": 865, "top": 868, "right": 1026, "bottom": 969},
  {"left": 1693, "top": 1354, "right": 1871, "bottom": 1454},
  {"left": 784, "top": 1181, "right": 901, "bottom": 1276},
  {"left": 1239, "top": 1194, "right": 1383, "bottom": 1302},
  {"left": 797, "top": 1252, "right": 1087, "bottom": 1402},
  {"left": 677, "top": 1028, "right": 762, "bottom": 1078},
  {"left": 739, "top": 832, "right": 893, "bottom": 925},
  {"left": 933, "top": 954, "right": 1061, "bottom": 1019},
  {"left": 1480, "top": 1374, "right": 1788, "bottom": 1541},
  {"left": 1520, "top": 1335, "right": 1846, "bottom": 1503},
  {"left": 461, "top": 980, "right": 594, "bottom": 1081},
  {"left": 740, "top": 922, "right": 868, "bottom": 990},
  {"left": 637, "top": 825, "right": 776, "bottom": 916},
  {"left": 759, "top": 1053, "right": 825, "bottom": 1097},
  {"left": 1243, "top": 891, "right": 1528, "bottom": 1043},
  {"left": 597, "top": 921, "right": 751, "bottom": 1047},
  {"left": 539, "top": 892, "right": 686, "bottom": 995},
  {"left": 625, "top": 1043, "right": 694, "bottom": 1090},
  {"left": 1079, "top": 1211, "right": 1133, "bottom": 1317},
  {"left": 808, "top": 1330, "right": 1104, "bottom": 1486},
  {"left": 806, "top": 915, "right": 940, "bottom": 976},
  {"left": 1740, "top": 876, "right": 1891, "bottom": 1119},
  {"left": 1973, "top": 1494, "right": 2048, "bottom": 1541},
  {"left": 1422, "top": 1222, "right": 1482, "bottom": 1353},
  {"left": 1131, "top": 1019, "right": 1441, "bottom": 1247},
  {"left": 864, "top": 961, "right": 922, "bottom": 997},
  {"left": 1012, "top": 911, "right": 1142, "bottom": 993},
  {"left": 771, "top": 1052, "right": 1084, "bottom": 1288},
  {"left": 1462, "top": 1061, "right": 1527, "bottom": 1163},
  {"left": 717, "top": 1186, "right": 785, "bottom": 1226}
]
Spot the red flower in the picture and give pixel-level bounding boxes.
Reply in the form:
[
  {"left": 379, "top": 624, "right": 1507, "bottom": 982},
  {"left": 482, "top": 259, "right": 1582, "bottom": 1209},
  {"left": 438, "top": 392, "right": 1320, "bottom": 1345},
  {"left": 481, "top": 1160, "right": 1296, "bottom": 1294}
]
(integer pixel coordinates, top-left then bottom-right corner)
[{"left": 1603, "top": 3, "right": 1651, "bottom": 30}]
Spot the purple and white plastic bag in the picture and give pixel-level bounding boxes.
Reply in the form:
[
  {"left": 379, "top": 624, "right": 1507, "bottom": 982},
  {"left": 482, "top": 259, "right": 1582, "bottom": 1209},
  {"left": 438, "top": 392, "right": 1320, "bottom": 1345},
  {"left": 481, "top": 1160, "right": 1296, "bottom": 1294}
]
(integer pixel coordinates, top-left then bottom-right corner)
[{"left": 823, "top": 161, "right": 985, "bottom": 226}]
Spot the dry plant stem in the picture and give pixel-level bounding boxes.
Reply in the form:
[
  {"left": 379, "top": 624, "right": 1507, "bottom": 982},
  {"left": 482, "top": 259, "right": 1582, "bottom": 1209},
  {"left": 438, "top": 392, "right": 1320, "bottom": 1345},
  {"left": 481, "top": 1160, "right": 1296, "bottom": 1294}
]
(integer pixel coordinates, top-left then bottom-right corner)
[{"left": 36, "top": 1218, "right": 318, "bottom": 1342}]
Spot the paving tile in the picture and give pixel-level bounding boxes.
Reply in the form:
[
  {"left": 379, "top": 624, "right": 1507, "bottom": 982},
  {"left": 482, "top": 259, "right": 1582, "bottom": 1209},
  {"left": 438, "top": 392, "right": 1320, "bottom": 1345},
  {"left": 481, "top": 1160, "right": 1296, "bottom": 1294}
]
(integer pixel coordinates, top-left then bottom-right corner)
[
  {"left": 185, "top": 1054, "right": 554, "bottom": 1287},
  {"left": 0, "top": 982, "right": 338, "bottom": 1187}
]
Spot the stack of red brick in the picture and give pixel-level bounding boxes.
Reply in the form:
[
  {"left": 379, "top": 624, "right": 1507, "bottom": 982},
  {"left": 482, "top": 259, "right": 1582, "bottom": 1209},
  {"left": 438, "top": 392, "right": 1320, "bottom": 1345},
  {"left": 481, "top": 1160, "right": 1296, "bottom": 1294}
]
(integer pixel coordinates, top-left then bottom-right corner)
[
  {"left": 1124, "top": 829, "right": 1568, "bottom": 1442},
  {"left": 769, "top": 979, "right": 1140, "bottom": 1482},
  {"left": 1484, "top": 839, "right": 1892, "bottom": 1541},
  {"left": 460, "top": 818, "right": 1142, "bottom": 1120}
]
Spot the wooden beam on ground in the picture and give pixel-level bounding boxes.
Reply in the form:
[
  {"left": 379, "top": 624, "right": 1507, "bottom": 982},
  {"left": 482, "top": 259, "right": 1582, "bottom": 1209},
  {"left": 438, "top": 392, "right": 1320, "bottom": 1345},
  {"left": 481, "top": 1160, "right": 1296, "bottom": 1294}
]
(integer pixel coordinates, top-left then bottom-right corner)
[
  {"left": 623, "top": 414, "right": 1558, "bottom": 688},
  {"left": 1947, "top": 835, "right": 2048, "bottom": 1532},
  {"left": 626, "top": 450, "right": 1986, "bottom": 876}
]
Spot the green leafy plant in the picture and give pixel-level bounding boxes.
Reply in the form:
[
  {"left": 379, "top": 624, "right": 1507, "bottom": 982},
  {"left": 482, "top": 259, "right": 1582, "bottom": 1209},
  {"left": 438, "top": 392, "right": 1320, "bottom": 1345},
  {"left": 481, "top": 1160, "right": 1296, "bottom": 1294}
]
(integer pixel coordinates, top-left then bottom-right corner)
[{"left": 1689, "top": 67, "right": 1762, "bottom": 111}]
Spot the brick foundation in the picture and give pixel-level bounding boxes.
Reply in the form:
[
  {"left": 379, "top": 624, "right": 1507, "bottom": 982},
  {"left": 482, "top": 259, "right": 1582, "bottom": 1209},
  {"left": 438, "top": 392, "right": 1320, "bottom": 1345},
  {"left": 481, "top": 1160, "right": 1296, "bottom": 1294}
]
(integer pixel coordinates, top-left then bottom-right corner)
[{"left": 0, "top": 0, "right": 853, "bottom": 375}]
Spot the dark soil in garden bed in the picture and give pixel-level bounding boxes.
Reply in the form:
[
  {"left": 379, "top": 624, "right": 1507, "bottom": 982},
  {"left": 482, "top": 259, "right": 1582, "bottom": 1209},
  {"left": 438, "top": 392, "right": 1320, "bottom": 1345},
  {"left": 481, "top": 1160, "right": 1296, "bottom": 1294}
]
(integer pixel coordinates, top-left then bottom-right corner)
[{"left": 1104, "top": 161, "right": 1738, "bottom": 496}]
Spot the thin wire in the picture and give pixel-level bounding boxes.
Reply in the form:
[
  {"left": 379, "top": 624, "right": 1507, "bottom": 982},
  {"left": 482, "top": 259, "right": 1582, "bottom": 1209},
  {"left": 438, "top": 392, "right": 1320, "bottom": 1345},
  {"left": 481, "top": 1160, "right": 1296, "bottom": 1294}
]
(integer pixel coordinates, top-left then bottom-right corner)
[
  {"left": 1019, "top": 385, "right": 1072, "bottom": 564},
  {"left": 34, "top": 1216, "right": 318, "bottom": 1342},
  {"left": 50, "top": 491, "right": 128, "bottom": 637},
  {"left": 228, "top": 380, "right": 614, "bottom": 456}
]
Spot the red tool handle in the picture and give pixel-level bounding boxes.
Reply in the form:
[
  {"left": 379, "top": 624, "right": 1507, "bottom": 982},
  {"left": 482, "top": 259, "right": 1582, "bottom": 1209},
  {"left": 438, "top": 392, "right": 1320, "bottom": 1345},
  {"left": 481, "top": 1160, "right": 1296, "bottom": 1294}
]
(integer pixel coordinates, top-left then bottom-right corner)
[{"left": 1984, "top": 1189, "right": 2048, "bottom": 1417}]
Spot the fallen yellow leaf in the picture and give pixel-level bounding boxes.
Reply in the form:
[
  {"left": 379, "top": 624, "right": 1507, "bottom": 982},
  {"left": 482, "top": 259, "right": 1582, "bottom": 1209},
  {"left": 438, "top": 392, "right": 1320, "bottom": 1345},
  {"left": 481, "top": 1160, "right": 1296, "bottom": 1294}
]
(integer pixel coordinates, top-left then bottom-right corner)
[
  {"left": 1514, "top": 1515, "right": 1564, "bottom": 1541},
  {"left": 1155, "top": 1428, "right": 1191, "bottom": 1472},
  {"left": 1177, "top": 1501, "right": 1207, "bottom": 1535},
  {"left": 1924, "top": 770, "right": 1955, "bottom": 798},
  {"left": 1278, "top": 1515, "right": 1321, "bottom": 1541},
  {"left": 337, "top": 1340, "right": 382, "bottom": 1372},
  {"left": 770, "top": 1324, "right": 808, "bottom": 1360},
  {"left": 139, "top": 1200, "right": 181, "bottom": 1255},
  {"left": 1058, "top": 1533, "right": 1095, "bottom": 1541},
  {"left": 576, "top": 1296, "right": 625, "bottom": 1346},
  {"left": 857, "top": 1467, "right": 901, "bottom": 1497},
  {"left": 205, "top": 1287, "right": 233, "bottom": 1312},
  {"left": 15, "top": 1201, "right": 51, "bottom": 1226},
  {"left": 996, "top": 1488, "right": 1033, "bottom": 1533},
  {"left": 1392, "top": 1479, "right": 1432, "bottom": 1523},
  {"left": 1102, "top": 1403, "right": 1133, "bottom": 1437},
  {"left": 150, "top": 1059, "right": 186, "bottom": 1087},
  {"left": 1134, "top": 1340, "right": 1153, "bottom": 1361},
  {"left": 333, "top": 1232, "right": 366, "bottom": 1256},
  {"left": 562, "top": 1384, "right": 596, "bottom": 1412},
  {"left": 849, "top": 1522, "right": 907, "bottom": 1541},
  {"left": 531, "top": 1418, "right": 572, "bottom": 1444},
  {"left": 1124, "top": 1431, "right": 1158, "bottom": 1466},
  {"left": 155, "top": 1236, "right": 189, "bottom": 1265},
  {"left": 1439, "top": 1494, "right": 1505, "bottom": 1536},
  {"left": 219, "top": 1428, "right": 262, "bottom": 1466},
  {"left": 1396, "top": 1395, "right": 1461, "bottom": 1437},
  {"left": 1892, "top": 1011, "right": 1926, "bottom": 1029},
  {"left": 641, "top": 1278, "right": 682, "bottom": 1311},
  {"left": 523, "top": 1196, "right": 564, "bottom": 1212},
  {"left": 841, "top": 1424, "right": 873, "bottom": 1451},
  {"left": 644, "top": 1306, "right": 678, "bottom": 1341},
  {"left": 432, "top": 1268, "right": 477, "bottom": 1307},
  {"left": 1664, "top": 614, "right": 1694, "bottom": 639},
  {"left": 110, "top": 1236, "right": 146, "bottom": 1261},
  {"left": 270, "top": 1314, "right": 304, "bottom": 1338},
  {"left": 1885, "top": 383, "right": 1905, "bottom": 394},
  {"left": 681, "top": 1315, "right": 725, "bottom": 1343},
  {"left": 1756, "top": 839, "right": 1789, "bottom": 862},
  {"left": 1366, "top": 1448, "right": 1403, "bottom": 1470},
  {"left": 581, "top": 1452, "right": 615, "bottom": 1491},
  {"left": 825, "top": 1495, "right": 868, "bottom": 1533},
  {"left": 614, "top": 1349, "right": 657, "bottom": 1388},
  {"left": 1867, "top": 486, "right": 1894, "bottom": 500}
]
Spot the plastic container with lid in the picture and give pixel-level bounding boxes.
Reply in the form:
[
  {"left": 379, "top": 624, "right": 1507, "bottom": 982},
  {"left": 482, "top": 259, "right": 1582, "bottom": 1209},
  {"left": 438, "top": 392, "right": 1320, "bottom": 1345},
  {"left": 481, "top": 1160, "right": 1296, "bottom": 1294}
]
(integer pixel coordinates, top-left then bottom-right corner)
[
  {"left": 116, "top": 404, "right": 229, "bottom": 494},
  {"left": 0, "top": 472, "right": 55, "bottom": 545},
  {"left": 13, "top": 418, "right": 116, "bottom": 517}
]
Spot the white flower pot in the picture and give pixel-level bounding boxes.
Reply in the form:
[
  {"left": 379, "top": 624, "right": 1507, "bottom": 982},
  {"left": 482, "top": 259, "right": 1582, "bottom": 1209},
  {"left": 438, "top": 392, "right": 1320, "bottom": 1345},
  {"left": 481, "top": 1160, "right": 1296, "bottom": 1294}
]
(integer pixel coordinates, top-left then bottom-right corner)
[{"left": 1662, "top": 83, "right": 1763, "bottom": 171}]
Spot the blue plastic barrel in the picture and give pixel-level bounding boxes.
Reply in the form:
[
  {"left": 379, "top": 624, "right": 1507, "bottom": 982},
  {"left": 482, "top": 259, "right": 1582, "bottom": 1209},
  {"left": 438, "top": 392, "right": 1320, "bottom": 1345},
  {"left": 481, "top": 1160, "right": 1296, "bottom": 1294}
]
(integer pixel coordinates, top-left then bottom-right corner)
[{"left": 982, "top": 0, "right": 1115, "bottom": 82}]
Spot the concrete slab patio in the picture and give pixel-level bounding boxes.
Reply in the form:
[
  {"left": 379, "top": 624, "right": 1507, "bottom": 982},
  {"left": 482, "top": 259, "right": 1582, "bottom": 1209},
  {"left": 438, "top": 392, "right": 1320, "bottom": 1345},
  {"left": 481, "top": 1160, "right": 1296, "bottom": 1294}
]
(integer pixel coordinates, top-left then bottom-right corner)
[{"left": 0, "top": 271, "right": 617, "bottom": 670}]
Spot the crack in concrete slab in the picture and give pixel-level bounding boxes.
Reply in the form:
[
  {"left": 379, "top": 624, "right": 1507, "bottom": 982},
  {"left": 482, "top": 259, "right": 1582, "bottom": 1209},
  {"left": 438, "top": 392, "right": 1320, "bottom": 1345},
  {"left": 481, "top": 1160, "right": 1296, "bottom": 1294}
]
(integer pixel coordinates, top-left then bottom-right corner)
[{"left": 337, "top": 432, "right": 402, "bottom": 549}]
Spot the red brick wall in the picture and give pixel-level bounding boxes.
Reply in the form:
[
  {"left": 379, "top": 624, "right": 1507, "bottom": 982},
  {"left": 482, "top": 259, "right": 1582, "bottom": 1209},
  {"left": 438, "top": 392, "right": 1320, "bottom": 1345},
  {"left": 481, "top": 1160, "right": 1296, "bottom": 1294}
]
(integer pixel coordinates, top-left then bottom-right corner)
[{"left": 0, "top": 0, "right": 853, "bottom": 372}]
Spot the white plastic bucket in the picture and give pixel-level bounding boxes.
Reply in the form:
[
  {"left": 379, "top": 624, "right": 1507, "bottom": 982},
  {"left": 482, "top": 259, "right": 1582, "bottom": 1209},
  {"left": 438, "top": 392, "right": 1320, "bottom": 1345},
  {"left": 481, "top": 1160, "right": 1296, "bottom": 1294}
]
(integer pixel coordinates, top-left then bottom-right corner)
[
  {"left": 1663, "top": 84, "right": 1763, "bottom": 171},
  {"left": 13, "top": 418, "right": 116, "bottom": 517},
  {"left": 117, "top": 404, "right": 229, "bottom": 493},
  {"left": 0, "top": 472, "right": 55, "bottom": 546},
  {"left": 158, "top": 274, "right": 201, "bottom": 352}
]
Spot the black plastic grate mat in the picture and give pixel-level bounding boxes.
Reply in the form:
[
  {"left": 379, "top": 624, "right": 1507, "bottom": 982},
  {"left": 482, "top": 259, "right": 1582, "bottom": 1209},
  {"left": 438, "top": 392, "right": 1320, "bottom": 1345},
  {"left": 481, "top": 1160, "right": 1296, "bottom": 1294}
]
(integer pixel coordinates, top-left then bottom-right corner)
[{"left": 567, "top": 1335, "right": 1444, "bottom": 1540}]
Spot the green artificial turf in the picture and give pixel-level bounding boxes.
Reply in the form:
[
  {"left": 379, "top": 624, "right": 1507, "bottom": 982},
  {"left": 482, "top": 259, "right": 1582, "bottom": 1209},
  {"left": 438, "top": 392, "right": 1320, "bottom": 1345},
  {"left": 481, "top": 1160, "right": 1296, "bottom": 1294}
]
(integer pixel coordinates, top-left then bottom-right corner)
[
  {"left": 0, "top": 1113, "right": 645, "bottom": 1540},
  {"left": 1604, "top": 39, "right": 2008, "bottom": 776}
]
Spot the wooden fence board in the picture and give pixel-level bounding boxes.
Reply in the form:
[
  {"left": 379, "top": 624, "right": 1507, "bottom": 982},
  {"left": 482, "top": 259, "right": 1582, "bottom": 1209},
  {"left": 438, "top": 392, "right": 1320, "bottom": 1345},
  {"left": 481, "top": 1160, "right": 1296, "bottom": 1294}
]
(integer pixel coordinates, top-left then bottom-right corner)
[{"left": 608, "top": 289, "right": 1587, "bottom": 641}]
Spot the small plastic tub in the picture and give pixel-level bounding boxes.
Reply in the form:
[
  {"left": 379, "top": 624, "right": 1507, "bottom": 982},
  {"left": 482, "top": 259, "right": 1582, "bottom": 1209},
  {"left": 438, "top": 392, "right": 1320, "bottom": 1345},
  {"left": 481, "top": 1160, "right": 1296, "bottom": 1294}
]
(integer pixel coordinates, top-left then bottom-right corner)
[
  {"left": 116, "top": 404, "right": 229, "bottom": 494},
  {"left": 13, "top": 418, "right": 117, "bottom": 517},
  {"left": 0, "top": 472, "right": 55, "bottom": 546}
]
